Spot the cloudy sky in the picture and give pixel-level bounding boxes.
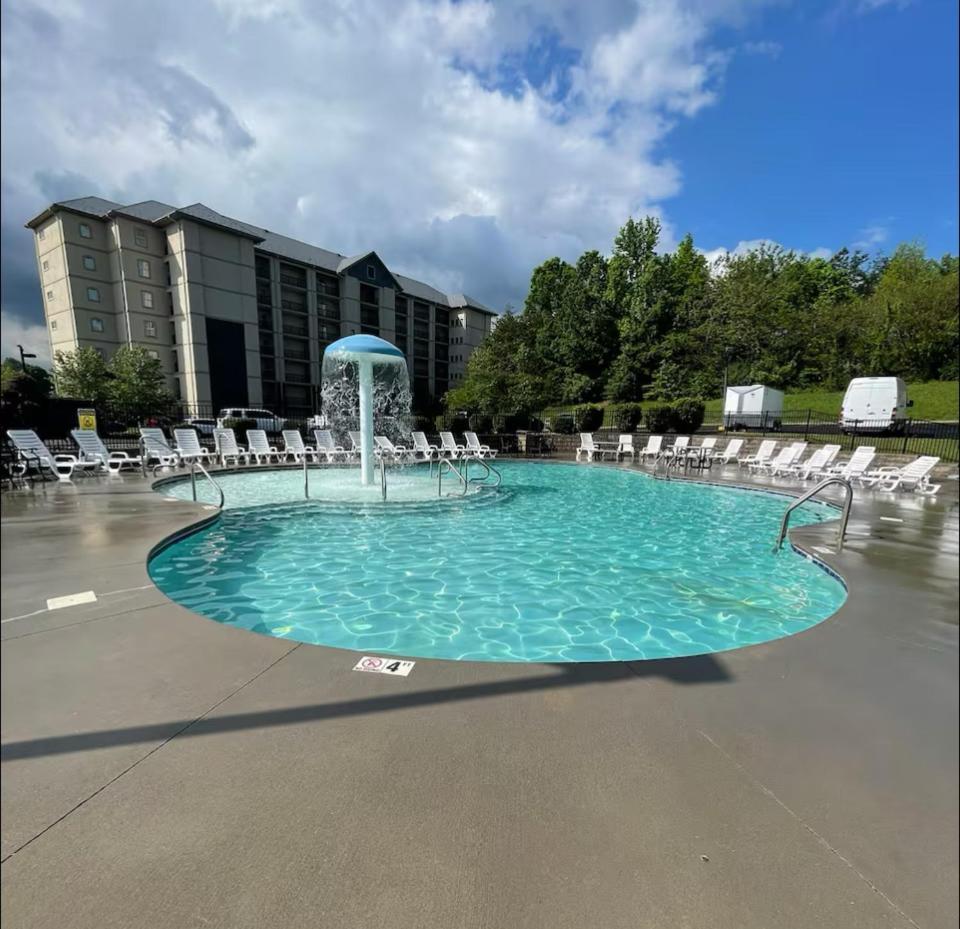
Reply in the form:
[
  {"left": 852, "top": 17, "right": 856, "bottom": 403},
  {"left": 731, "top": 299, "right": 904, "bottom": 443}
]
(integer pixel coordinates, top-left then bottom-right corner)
[{"left": 2, "top": 0, "right": 957, "bottom": 363}]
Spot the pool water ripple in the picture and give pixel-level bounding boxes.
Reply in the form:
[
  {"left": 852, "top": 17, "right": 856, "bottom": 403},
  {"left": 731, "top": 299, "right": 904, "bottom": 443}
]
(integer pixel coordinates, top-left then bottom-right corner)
[{"left": 149, "top": 461, "right": 846, "bottom": 662}]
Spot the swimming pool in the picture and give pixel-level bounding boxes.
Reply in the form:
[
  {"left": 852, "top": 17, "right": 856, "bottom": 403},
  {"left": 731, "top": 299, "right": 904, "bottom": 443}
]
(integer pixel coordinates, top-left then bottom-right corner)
[{"left": 149, "top": 462, "right": 846, "bottom": 662}]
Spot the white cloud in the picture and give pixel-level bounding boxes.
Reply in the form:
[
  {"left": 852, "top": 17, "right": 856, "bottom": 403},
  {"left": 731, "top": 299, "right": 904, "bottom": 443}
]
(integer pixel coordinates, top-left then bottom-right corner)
[
  {"left": 852, "top": 221, "right": 891, "bottom": 251},
  {"left": 0, "top": 311, "right": 51, "bottom": 367},
  {"left": 0, "top": 0, "right": 777, "bottom": 329},
  {"left": 742, "top": 39, "right": 782, "bottom": 58}
]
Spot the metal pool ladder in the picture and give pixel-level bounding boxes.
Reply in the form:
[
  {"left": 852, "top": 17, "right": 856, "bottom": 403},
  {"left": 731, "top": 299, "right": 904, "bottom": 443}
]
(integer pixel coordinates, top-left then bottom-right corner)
[
  {"left": 189, "top": 460, "right": 225, "bottom": 509},
  {"left": 774, "top": 477, "right": 853, "bottom": 552}
]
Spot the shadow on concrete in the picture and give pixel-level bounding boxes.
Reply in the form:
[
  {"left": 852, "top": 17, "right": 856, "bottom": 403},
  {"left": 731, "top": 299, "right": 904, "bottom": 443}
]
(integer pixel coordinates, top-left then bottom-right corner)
[{"left": 1, "top": 654, "right": 730, "bottom": 761}]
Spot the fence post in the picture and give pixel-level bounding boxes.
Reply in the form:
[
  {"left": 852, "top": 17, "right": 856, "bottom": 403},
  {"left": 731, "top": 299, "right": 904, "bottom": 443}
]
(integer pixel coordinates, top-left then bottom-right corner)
[
  {"left": 804, "top": 409, "right": 811, "bottom": 441},
  {"left": 902, "top": 419, "right": 911, "bottom": 455}
]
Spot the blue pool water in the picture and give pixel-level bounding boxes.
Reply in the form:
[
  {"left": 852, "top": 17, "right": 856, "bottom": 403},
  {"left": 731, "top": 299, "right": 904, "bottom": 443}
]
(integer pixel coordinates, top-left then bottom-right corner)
[{"left": 149, "top": 462, "right": 846, "bottom": 662}]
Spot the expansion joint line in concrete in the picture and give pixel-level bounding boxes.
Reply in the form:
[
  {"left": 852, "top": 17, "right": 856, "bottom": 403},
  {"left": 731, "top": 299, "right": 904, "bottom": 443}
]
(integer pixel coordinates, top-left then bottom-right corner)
[
  {"left": 696, "top": 729, "right": 923, "bottom": 929},
  {"left": 0, "top": 642, "right": 302, "bottom": 863}
]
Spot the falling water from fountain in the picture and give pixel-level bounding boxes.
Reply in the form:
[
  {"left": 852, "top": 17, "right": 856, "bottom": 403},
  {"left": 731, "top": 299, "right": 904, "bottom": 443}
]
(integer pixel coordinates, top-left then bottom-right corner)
[{"left": 319, "top": 335, "right": 412, "bottom": 485}]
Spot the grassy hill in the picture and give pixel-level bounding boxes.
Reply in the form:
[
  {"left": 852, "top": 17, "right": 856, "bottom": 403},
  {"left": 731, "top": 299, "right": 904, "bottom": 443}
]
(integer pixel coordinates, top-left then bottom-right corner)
[{"left": 545, "top": 380, "right": 958, "bottom": 422}]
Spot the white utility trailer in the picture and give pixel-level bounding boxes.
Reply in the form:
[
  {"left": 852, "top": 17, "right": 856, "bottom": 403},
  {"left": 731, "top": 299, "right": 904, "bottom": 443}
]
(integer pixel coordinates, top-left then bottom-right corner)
[{"left": 724, "top": 385, "right": 784, "bottom": 430}]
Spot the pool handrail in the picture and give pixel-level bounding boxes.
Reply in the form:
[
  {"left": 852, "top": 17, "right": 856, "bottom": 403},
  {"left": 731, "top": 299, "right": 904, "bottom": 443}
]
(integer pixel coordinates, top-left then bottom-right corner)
[
  {"left": 775, "top": 476, "right": 852, "bottom": 552},
  {"left": 189, "top": 460, "right": 225, "bottom": 509}
]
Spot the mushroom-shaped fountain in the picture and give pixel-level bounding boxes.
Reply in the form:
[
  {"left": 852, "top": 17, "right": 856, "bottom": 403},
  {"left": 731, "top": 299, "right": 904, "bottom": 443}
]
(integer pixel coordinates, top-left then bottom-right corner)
[{"left": 320, "top": 334, "right": 410, "bottom": 486}]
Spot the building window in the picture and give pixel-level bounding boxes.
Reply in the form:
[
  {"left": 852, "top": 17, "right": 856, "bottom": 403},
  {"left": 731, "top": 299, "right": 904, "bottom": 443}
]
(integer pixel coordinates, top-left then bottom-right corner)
[
  {"left": 79, "top": 223, "right": 92, "bottom": 239},
  {"left": 146, "top": 349, "right": 159, "bottom": 360},
  {"left": 137, "top": 259, "right": 151, "bottom": 278},
  {"left": 134, "top": 228, "right": 148, "bottom": 247},
  {"left": 366, "top": 264, "right": 376, "bottom": 280},
  {"left": 90, "top": 317, "right": 104, "bottom": 332},
  {"left": 141, "top": 290, "right": 154, "bottom": 309},
  {"left": 86, "top": 287, "right": 101, "bottom": 302},
  {"left": 82, "top": 255, "right": 96, "bottom": 271},
  {"left": 42, "top": 260, "right": 49, "bottom": 271},
  {"left": 50, "top": 319, "right": 57, "bottom": 330},
  {"left": 144, "top": 320, "right": 157, "bottom": 338},
  {"left": 256, "top": 255, "right": 271, "bottom": 280},
  {"left": 46, "top": 290, "right": 55, "bottom": 300}
]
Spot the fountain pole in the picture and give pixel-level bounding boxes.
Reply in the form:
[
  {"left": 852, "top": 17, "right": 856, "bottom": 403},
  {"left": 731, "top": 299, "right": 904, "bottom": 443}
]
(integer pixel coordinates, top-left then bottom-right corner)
[{"left": 358, "top": 357, "right": 375, "bottom": 485}]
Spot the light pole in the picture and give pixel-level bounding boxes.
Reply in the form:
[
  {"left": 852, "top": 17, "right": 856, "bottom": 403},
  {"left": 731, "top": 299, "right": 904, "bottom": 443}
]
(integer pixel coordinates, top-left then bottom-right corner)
[{"left": 17, "top": 344, "right": 37, "bottom": 372}]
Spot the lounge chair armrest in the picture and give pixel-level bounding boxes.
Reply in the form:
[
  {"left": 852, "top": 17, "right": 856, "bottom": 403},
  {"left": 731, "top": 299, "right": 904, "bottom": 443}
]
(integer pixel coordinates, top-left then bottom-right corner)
[
  {"left": 109, "top": 451, "right": 132, "bottom": 459},
  {"left": 54, "top": 454, "right": 79, "bottom": 463}
]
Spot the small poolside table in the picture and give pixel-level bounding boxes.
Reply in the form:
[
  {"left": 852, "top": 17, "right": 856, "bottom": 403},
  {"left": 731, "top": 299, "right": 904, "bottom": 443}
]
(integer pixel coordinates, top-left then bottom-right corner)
[
  {"left": 682, "top": 446, "right": 713, "bottom": 471},
  {"left": 594, "top": 440, "right": 623, "bottom": 460}
]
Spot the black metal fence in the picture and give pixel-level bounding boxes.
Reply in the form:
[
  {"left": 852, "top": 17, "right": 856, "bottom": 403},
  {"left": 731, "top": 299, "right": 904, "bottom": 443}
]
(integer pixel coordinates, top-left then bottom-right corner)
[{"left": 3, "top": 398, "right": 958, "bottom": 463}]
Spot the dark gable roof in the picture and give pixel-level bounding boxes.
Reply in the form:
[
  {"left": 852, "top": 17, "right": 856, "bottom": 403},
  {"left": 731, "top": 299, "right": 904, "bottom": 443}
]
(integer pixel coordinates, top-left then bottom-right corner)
[
  {"left": 112, "top": 200, "right": 177, "bottom": 222},
  {"left": 337, "top": 251, "right": 403, "bottom": 289},
  {"left": 24, "top": 196, "right": 122, "bottom": 227},
  {"left": 25, "top": 195, "right": 496, "bottom": 314}
]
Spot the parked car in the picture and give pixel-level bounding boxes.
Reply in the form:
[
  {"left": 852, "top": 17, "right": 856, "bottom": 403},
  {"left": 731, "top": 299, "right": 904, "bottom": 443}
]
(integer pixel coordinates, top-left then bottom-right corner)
[
  {"left": 840, "top": 377, "right": 912, "bottom": 433},
  {"left": 217, "top": 408, "right": 286, "bottom": 433},
  {"left": 184, "top": 416, "right": 217, "bottom": 436}
]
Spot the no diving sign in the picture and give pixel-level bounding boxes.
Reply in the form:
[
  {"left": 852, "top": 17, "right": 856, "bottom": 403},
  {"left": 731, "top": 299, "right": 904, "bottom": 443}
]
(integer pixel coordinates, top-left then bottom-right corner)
[{"left": 353, "top": 655, "right": 415, "bottom": 677}]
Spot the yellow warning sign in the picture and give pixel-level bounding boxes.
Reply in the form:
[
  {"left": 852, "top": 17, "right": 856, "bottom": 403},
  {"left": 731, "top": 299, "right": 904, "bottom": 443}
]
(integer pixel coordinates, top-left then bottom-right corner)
[{"left": 77, "top": 408, "right": 97, "bottom": 431}]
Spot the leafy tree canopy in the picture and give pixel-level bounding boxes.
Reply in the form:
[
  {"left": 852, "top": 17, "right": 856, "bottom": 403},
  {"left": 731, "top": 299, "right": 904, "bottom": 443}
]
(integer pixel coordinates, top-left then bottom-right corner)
[{"left": 446, "top": 220, "right": 958, "bottom": 414}]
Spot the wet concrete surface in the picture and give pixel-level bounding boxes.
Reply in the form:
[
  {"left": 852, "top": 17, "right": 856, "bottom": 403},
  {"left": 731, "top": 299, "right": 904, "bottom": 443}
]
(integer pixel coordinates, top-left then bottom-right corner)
[{"left": 1, "top": 462, "right": 957, "bottom": 929}]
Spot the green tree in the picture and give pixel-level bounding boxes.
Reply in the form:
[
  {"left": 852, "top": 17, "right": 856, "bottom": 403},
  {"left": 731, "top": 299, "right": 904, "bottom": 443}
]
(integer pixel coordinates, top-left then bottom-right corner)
[
  {"left": 1, "top": 358, "right": 53, "bottom": 416},
  {"left": 53, "top": 346, "right": 110, "bottom": 401},
  {"left": 606, "top": 217, "right": 664, "bottom": 401},
  {"left": 107, "top": 346, "right": 173, "bottom": 419}
]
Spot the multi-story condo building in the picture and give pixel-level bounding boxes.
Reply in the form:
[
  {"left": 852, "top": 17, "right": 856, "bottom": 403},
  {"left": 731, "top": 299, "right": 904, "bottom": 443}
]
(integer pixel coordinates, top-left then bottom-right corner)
[{"left": 27, "top": 197, "right": 495, "bottom": 414}]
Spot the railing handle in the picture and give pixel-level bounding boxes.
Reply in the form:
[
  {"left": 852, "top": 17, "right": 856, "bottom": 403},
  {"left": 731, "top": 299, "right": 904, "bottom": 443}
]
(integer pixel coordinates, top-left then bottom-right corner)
[
  {"left": 189, "top": 460, "right": 226, "bottom": 509},
  {"left": 775, "top": 477, "right": 852, "bottom": 552}
]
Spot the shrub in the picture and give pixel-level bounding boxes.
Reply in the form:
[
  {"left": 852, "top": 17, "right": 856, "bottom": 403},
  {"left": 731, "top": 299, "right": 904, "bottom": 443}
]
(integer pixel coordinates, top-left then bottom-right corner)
[
  {"left": 671, "top": 398, "right": 705, "bottom": 433},
  {"left": 221, "top": 417, "right": 256, "bottom": 434},
  {"left": 411, "top": 415, "right": 435, "bottom": 433},
  {"left": 573, "top": 404, "right": 604, "bottom": 432},
  {"left": 642, "top": 406, "right": 674, "bottom": 433},
  {"left": 550, "top": 412, "right": 575, "bottom": 434},
  {"left": 609, "top": 402, "right": 643, "bottom": 432}
]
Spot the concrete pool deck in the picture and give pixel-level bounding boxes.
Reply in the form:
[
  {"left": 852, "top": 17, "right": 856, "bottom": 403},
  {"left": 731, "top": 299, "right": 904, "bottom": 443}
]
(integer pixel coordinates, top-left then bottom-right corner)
[{"left": 1, "top": 462, "right": 957, "bottom": 929}]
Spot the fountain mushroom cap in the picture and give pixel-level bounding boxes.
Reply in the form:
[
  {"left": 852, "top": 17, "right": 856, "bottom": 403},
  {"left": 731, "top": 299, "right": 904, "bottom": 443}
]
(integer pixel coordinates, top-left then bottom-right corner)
[{"left": 324, "top": 334, "right": 406, "bottom": 363}]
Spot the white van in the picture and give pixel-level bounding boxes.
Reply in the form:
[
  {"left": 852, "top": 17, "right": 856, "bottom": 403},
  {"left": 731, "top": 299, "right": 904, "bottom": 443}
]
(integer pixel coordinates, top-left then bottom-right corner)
[{"left": 840, "top": 377, "right": 911, "bottom": 432}]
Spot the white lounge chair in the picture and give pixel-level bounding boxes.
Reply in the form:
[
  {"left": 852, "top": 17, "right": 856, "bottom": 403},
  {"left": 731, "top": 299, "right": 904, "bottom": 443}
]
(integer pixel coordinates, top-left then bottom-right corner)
[
  {"left": 738, "top": 439, "right": 777, "bottom": 469},
  {"left": 711, "top": 438, "right": 744, "bottom": 465},
  {"left": 662, "top": 436, "right": 690, "bottom": 459},
  {"left": 374, "top": 435, "right": 411, "bottom": 461},
  {"left": 7, "top": 429, "right": 96, "bottom": 481},
  {"left": 173, "top": 428, "right": 214, "bottom": 464},
  {"left": 246, "top": 429, "right": 281, "bottom": 464},
  {"left": 313, "top": 429, "right": 354, "bottom": 462},
  {"left": 783, "top": 444, "right": 841, "bottom": 480},
  {"left": 213, "top": 428, "right": 250, "bottom": 467},
  {"left": 618, "top": 434, "right": 635, "bottom": 461},
  {"left": 139, "top": 428, "right": 181, "bottom": 468},
  {"left": 411, "top": 431, "right": 440, "bottom": 461},
  {"left": 768, "top": 442, "right": 808, "bottom": 476},
  {"left": 71, "top": 429, "right": 141, "bottom": 474},
  {"left": 576, "top": 433, "right": 617, "bottom": 462},
  {"left": 282, "top": 430, "right": 317, "bottom": 463},
  {"left": 860, "top": 456, "right": 941, "bottom": 494},
  {"left": 815, "top": 446, "right": 876, "bottom": 481},
  {"left": 439, "top": 432, "right": 464, "bottom": 459},
  {"left": 637, "top": 435, "right": 663, "bottom": 461},
  {"left": 464, "top": 431, "right": 497, "bottom": 458}
]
